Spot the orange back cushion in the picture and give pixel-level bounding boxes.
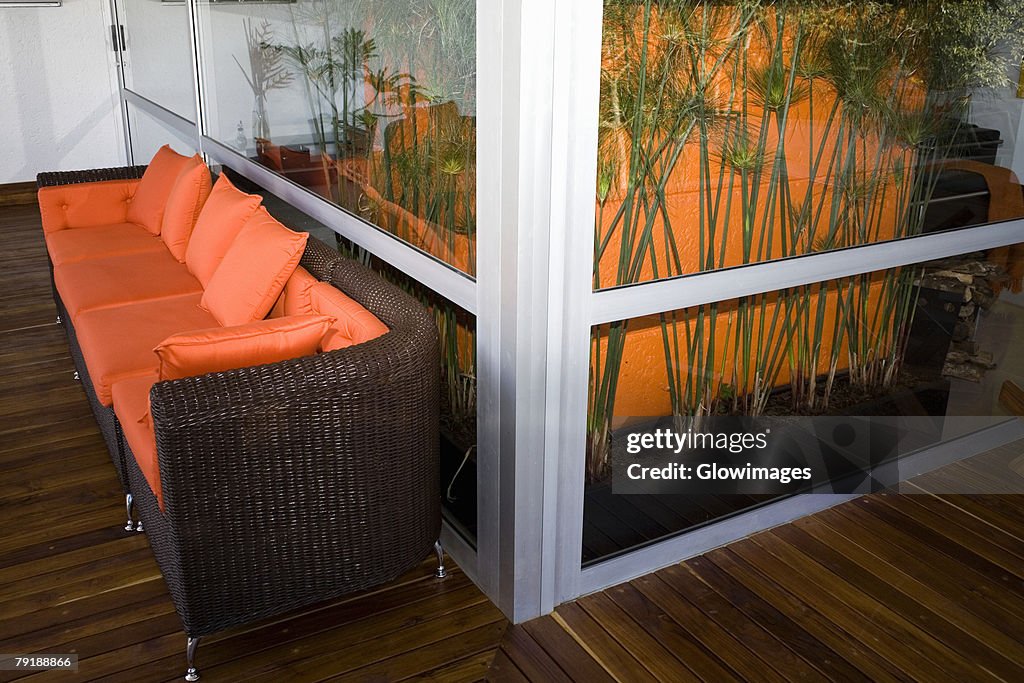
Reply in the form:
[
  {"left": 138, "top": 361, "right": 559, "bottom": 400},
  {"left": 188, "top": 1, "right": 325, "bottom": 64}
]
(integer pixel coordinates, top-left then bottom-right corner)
[
  {"left": 200, "top": 207, "right": 309, "bottom": 327},
  {"left": 154, "top": 315, "right": 334, "bottom": 381},
  {"left": 126, "top": 145, "right": 195, "bottom": 235},
  {"left": 185, "top": 174, "right": 263, "bottom": 287},
  {"left": 160, "top": 158, "right": 212, "bottom": 262},
  {"left": 310, "top": 283, "right": 389, "bottom": 351}
]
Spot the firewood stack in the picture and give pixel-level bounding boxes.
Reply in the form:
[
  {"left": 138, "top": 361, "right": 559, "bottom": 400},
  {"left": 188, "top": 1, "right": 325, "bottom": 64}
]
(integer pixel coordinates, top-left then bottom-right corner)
[{"left": 916, "top": 253, "right": 1008, "bottom": 382}]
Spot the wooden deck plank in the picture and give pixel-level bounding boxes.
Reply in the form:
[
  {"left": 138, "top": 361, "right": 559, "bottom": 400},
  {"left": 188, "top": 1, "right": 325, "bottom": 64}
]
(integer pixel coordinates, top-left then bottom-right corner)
[
  {"left": 703, "top": 546, "right": 911, "bottom": 682},
  {"left": 770, "top": 524, "right": 1024, "bottom": 681},
  {"left": 816, "top": 504, "right": 1024, "bottom": 641},
  {"left": 521, "top": 617, "right": 616, "bottom": 683},
  {"left": 576, "top": 592, "right": 701, "bottom": 681},
  {"left": 551, "top": 602, "right": 660, "bottom": 682},
  {"left": 630, "top": 572, "right": 790, "bottom": 683},
  {"left": 682, "top": 555, "right": 871, "bottom": 682},
  {"left": 498, "top": 626, "right": 573, "bottom": 683},
  {"left": 602, "top": 581, "right": 742, "bottom": 682}
]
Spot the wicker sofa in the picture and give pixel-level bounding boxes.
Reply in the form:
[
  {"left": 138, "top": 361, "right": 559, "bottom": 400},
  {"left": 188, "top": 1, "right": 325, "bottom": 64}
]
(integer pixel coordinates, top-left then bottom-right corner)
[{"left": 37, "top": 156, "right": 442, "bottom": 680}]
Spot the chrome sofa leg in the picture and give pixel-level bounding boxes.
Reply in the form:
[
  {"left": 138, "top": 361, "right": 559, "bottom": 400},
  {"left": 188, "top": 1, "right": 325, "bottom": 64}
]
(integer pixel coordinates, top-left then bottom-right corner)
[
  {"left": 55, "top": 315, "right": 61, "bottom": 325},
  {"left": 72, "top": 371, "right": 80, "bottom": 381},
  {"left": 124, "top": 493, "right": 135, "bottom": 532},
  {"left": 434, "top": 540, "right": 447, "bottom": 579},
  {"left": 124, "top": 493, "right": 143, "bottom": 532},
  {"left": 184, "top": 636, "right": 201, "bottom": 681}
]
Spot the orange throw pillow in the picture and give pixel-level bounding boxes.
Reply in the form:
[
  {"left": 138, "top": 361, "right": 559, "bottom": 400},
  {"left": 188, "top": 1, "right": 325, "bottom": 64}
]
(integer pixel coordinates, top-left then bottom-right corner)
[
  {"left": 310, "top": 282, "right": 389, "bottom": 351},
  {"left": 269, "top": 266, "right": 318, "bottom": 318},
  {"left": 200, "top": 207, "right": 309, "bottom": 327},
  {"left": 185, "top": 175, "right": 263, "bottom": 286},
  {"left": 126, "top": 145, "right": 195, "bottom": 235},
  {"left": 160, "top": 158, "right": 212, "bottom": 262},
  {"left": 154, "top": 315, "right": 334, "bottom": 381}
]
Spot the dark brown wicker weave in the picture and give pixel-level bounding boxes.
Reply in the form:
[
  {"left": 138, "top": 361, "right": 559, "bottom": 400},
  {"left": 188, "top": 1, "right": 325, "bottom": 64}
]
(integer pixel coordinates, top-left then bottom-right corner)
[
  {"left": 39, "top": 165, "right": 442, "bottom": 679},
  {"left": 37, "top": 165, "right": 147, "bottom": 188}
]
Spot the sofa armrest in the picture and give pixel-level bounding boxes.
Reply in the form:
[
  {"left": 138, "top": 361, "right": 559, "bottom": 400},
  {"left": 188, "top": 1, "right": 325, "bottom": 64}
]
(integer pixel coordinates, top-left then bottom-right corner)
[
  {"left": 150, "top": 322, "right": 439, "bottom": 510},
  {"left": 146, "top": 312, "right": 440, "bottom": 633},
  {"left": 300, "top": 235, "right": 346, "bottom": 281},
  {"left": 37, "top": 166, "right": 149, "bottom": 234}
]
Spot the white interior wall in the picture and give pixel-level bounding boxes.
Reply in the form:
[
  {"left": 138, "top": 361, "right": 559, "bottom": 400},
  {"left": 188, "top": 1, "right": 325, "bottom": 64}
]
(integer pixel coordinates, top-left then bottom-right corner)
[{"left": 0, "top": 2, "right": 124, "bottom": 184}]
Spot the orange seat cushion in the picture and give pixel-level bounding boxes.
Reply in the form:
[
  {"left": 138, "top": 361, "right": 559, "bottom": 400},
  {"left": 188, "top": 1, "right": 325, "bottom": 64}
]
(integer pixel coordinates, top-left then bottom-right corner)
[
  {"left": 111, "top": 373, "right": 163, "bottom": 509},
  {"left": 75, "top": 293, "right": 219, "bottom": 405},
  {"left": 38, "top": 179, "right": 139, "bottom": 234},
  {"left": 45, "top": 222, "right": 164, "bottom": 266},
  {"left": 54, "top": 249, "right": 203, "bottom": 323},
  {"left": 160, "top": 158, "right": 212, "bottom": 262},
  {"left": 200, "top": 207, "right": 308, "bottom": 327},
  {"left": 184, "top": 175, "right": 263, "bottom": 287},
  {"left": 126, "top": 145, "right": 195, "bottom": 235},
  {"left": 310, "top": 283, "right": 389, "bottom": 351},
  {"left": 155, "top": 315, "right": 334, "bottom": 381}
]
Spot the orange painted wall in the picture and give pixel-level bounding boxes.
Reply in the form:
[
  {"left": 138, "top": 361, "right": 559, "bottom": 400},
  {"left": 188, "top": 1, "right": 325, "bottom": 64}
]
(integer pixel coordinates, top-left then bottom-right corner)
[{"left": 594, "top": 6, "right": 918, "bottom": 418}]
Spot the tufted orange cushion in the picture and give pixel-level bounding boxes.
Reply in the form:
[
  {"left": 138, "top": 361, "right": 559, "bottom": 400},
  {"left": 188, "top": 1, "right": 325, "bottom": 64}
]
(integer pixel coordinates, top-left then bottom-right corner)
[
  {"left": 310, "top": 283, "right": 388, "bottom": 351},
  {"left": 200, "top": 207, "right": 308, "bottom": 326},
  {"left": 37, "top": 179, "right": 139, "bottom": 234},
  {"left": 154, "top": 315, "right": 334, "bottom": 381},
  {"left": 45, "top": 222, "right": 164, "bottom": 266},
  {"left": 126, "top": 145, "right": 195, "bottom": 235},
  {"left": 184, "top": 174, "right": 263, "bottom": 286},
  {"left": 269, "top": 266, "right": 318, "bottom": 318},
  {"left": 160, "top": 158, "right": 212, "bottom": 262}
]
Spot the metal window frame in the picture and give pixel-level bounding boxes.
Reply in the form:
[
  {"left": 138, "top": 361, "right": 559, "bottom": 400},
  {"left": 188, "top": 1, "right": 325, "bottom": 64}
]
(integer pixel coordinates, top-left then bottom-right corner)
[{"left": 123, "top": 90, "right": 199, "bottom": 146}]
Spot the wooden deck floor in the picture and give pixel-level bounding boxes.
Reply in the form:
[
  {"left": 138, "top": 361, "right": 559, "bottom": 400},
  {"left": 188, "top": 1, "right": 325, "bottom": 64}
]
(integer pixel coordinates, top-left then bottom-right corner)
[
  {"left": 495, "top": 443, "right": 1024, "bottom": 681},
  {"left": 0, "top": 202, "right": 507, "bottom": 682},
  {"left": 4, "top": 197, "right": 1024, "bottom": 682}
]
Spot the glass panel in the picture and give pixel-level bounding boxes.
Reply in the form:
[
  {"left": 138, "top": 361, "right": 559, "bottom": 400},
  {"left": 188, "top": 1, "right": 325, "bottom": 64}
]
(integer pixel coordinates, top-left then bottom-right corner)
[
  {"left": 584, "top": 244, "right": 1024, "bottom": 565},
  {"left": 197, "top": 0, "right": 477, "bottom": 276},
  {"left": 127, "top": 102, "right": 198, "bottom": 162},
  {"left": 120, "top": 0, "right": 197, "bottom": 120},
  {"left": 219, "top": 168, "right": 480, "bottom": 546},
  {"left": 594, "top": 1, "right": 1024, "bottom": 289}
]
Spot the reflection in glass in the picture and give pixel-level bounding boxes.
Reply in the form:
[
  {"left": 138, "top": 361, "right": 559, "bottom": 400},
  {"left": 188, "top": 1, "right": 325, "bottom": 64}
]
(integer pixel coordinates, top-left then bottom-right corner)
[
  {"left": 198, "top": 0, "right": 476, "bottom": 275},
  {"left": 584, "top": 244, "right": 1024, "bottom": 564},
  {"left": 594, "top": 1, "right": 1024, "bottom": 289},
  {"left": 331, "top": 233, "right": 478, "bottom": 544},
  {"left": 121, "top": 0, "right": 197, "bottom": 120}
]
